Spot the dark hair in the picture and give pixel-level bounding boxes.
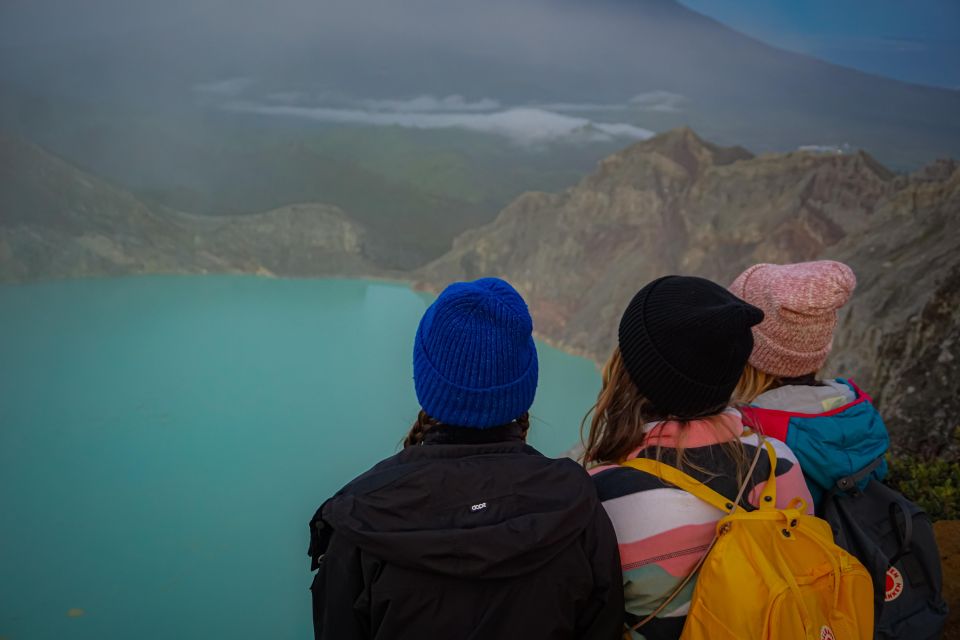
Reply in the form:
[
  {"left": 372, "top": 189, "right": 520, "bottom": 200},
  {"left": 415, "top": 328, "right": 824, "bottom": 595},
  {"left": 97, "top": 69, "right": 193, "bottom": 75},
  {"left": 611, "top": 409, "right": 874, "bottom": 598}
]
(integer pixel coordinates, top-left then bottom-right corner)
[
  {"left": 403, "top": 410, "right": 531, "bottom": 448},
  {"left": 582, "top": 347, "right": 747, "bottom": 483}
]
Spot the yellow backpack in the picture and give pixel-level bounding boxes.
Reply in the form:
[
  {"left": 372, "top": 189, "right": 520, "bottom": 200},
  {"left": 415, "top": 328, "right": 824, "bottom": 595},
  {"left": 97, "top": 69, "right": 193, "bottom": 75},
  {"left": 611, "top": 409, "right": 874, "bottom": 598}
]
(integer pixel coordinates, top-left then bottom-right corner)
[{"left": 622, "top": 439, "right": 874, "bottom": 640}]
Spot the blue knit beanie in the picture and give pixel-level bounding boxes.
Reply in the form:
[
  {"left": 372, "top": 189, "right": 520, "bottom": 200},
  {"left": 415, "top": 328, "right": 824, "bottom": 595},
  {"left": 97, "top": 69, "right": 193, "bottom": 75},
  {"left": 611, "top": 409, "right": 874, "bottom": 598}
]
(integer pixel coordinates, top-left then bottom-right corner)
[{"left": 413, "top": 278, "right": 539, "bottom": 429}]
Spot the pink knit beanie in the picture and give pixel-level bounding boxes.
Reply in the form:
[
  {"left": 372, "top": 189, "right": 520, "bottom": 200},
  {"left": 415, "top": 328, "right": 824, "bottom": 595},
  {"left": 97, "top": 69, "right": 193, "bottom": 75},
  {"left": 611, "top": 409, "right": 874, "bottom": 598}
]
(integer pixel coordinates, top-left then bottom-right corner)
[{"left": 729, "top": 261, "right": 856, "bottom": 378}]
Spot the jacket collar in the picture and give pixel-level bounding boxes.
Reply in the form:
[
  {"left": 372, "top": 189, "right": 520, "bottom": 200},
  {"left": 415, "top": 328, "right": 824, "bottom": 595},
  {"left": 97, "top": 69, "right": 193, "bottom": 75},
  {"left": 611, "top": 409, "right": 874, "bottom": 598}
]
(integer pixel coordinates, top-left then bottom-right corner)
[
  {"left": 740, "top": 378, "right": 872, "bottom": 442},
  {"left": 422, "top": 422, "right": 527, "bottom": 445}
]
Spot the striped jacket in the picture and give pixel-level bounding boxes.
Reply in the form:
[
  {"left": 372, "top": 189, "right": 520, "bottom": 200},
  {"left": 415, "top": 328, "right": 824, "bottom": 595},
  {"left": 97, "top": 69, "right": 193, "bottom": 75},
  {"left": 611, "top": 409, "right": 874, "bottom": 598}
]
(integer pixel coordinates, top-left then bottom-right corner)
[{"left": 589, "top": 409, "right": 814, "bottom": 640}]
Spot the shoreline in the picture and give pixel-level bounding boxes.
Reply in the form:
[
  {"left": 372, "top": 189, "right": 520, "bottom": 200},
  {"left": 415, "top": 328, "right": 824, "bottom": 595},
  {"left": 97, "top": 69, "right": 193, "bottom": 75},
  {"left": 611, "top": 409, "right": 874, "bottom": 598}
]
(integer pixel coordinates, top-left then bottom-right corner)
[{"left": 0, "top": 270, "right": 605, "bottom": 368}]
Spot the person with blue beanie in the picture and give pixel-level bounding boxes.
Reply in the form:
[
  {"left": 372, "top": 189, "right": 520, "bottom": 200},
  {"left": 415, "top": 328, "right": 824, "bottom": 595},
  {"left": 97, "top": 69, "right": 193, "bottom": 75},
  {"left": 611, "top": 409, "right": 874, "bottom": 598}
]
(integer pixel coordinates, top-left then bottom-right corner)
[
  {"left": 308, "top": 277, "right": 624, "bottom": 640},
  {"left": 411, "top": 277, "right": 538, "bottom": 429}
]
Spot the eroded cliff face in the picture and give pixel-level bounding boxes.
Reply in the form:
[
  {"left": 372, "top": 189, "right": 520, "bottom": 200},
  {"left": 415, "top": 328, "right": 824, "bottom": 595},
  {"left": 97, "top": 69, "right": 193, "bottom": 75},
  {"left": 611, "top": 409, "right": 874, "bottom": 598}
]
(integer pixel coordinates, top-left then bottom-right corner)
[
  {"left": 417, "top": 128, "right": 960, "bottom": 453},
  {"left": 827, "top": 167, "right": 960, "bottom": 456},
  {"left": 0, "top": 136, "right": 373, "bottom": 282}
]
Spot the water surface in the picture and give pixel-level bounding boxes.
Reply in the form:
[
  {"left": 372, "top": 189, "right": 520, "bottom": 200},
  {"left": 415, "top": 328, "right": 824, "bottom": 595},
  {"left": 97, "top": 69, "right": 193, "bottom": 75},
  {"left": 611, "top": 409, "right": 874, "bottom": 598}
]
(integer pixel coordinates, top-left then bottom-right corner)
[{"left": 0, "top": 276, "right": 600, "bottom": 639}]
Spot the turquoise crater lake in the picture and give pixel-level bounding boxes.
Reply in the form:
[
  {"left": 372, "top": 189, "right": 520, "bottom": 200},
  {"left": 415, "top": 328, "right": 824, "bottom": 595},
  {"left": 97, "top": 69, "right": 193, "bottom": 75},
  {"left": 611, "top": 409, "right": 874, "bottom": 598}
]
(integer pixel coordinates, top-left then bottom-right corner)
[{"left": 0, "top": 275, "right": 600, "bottom": 639}]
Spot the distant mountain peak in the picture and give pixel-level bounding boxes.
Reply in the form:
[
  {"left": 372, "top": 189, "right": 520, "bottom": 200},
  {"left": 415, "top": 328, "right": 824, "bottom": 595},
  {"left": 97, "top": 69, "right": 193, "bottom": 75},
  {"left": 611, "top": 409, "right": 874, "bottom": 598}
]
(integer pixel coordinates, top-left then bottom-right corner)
[
  {"left": 850, "top": 150, "right": 895, "bottom": 181},
  {"left": 636, "top": 126, "right": 703, "bottom": 151},
  {"left": 640, "top": 127, "right": 753, "bottom": 165},
  {"left": 591, "top": 127, "right": 753, "bottom": 186}
]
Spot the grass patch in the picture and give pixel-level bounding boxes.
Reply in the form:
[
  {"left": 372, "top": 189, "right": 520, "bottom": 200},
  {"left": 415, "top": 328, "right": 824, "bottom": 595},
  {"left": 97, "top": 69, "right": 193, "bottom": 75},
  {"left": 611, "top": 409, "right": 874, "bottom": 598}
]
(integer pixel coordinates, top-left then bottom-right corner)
[{"left": 887, "top": 435, "right": 960, "bottom": 521}]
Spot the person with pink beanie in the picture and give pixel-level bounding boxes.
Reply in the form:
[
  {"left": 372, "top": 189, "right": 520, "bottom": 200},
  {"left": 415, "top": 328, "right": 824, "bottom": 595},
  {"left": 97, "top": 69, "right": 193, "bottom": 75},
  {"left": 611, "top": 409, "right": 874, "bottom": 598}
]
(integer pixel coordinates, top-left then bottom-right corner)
[{"left": 729, "top": 260, "right": 890, "bottom": 511}]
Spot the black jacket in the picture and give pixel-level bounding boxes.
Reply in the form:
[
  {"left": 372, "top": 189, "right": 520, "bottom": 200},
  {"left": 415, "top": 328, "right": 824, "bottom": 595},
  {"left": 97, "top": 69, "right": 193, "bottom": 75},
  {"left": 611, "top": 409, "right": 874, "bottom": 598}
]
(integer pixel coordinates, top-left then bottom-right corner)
[{"left": 308, "top": 424, "right": 624, "bottom": 639}]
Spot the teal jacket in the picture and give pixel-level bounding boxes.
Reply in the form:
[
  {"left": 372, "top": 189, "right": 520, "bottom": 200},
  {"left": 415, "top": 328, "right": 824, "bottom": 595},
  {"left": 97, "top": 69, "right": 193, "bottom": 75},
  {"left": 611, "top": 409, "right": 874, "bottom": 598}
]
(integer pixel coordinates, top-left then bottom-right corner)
[{"left": 740, "top": 379, "right": 890, "bottom": 511}]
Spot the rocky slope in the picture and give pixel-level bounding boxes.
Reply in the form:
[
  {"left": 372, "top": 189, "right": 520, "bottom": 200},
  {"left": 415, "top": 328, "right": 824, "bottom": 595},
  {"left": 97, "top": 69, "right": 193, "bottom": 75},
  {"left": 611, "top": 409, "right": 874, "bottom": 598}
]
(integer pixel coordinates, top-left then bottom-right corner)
[
  {"left": 827, "top": 161, "right": 960, "bottom": 456},
  {"left": 417, "top": 129, "right": 960, "bottom": 454},
  {"left": 0, "top": 135, "right": 373, "bottom": 281}
]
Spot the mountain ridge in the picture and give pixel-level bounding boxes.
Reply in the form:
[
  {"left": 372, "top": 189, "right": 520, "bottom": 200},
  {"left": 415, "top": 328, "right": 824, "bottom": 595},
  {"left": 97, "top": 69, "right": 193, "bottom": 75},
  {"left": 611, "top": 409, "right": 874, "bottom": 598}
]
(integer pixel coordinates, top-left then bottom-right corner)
[
  {"left": 0, "top": 134, "right": 375, "bottom": 282},
  {"left": 416, "top": 128, "right": 960, "bottom": 455}
]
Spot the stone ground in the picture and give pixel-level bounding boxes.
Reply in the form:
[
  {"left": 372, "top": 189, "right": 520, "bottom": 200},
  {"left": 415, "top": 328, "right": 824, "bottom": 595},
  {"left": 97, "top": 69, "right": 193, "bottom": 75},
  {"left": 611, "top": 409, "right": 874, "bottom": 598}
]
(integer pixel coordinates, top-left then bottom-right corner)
[{"left": 936, "top": 520, "right": 960, "bottom": 639}]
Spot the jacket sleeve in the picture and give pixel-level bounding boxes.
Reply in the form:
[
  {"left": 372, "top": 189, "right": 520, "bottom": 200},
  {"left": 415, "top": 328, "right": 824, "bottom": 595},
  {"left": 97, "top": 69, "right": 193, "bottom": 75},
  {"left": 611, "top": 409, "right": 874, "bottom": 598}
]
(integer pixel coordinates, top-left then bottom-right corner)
[
  {"left": 311, "top": 532, "right": 369, "bottom": 640},
  {"left": 576, "top": 503, "right": 626, "bottom": 639}
]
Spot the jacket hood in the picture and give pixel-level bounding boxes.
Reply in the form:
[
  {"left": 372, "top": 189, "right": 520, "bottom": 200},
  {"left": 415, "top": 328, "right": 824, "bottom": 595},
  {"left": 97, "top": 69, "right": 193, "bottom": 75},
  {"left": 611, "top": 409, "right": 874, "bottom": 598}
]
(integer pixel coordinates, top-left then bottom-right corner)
[
  {"left": 742, "top": 379, "right": 889, "bottom": 506},
  {"left": 313, "top": 440, "right": 599, "bottom": 580}
]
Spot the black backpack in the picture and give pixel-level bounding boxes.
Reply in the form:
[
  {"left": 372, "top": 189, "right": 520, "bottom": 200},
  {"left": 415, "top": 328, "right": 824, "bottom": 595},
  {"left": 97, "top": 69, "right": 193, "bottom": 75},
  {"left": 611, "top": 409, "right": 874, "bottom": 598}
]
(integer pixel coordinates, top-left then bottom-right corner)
[{"left": 820, "top": 458, "right": 949, "bottom": 639}]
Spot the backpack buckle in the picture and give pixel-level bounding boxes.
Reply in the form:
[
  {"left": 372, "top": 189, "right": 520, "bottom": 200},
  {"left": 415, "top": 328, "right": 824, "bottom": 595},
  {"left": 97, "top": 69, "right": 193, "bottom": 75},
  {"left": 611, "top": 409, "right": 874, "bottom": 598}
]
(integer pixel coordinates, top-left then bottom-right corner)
[
  {"left": 836, "top": 476, "right": 856, "bottom": 492},
  {"left": 834, "top": 457, "right": 884, "bottom": 495}
]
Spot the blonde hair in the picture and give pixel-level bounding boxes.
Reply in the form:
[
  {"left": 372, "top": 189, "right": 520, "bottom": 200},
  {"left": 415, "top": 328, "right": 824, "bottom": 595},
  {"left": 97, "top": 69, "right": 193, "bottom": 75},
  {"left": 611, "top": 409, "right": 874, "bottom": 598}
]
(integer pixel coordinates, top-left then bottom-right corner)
[
  {"left": 731, "top": 363, "right": 783, "bottom": 404},
  {"left": 582, "top": 348, "right": 748, "bottom": 483}
]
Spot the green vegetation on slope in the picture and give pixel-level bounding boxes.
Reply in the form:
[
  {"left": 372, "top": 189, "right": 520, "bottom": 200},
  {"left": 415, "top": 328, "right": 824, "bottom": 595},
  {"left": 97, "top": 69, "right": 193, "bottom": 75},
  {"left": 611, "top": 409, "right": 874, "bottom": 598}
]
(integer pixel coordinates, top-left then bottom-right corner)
[
  {"left": 888, "top": 429, "right": 960, "bottom": 522},
  {"left": 0, "top": 95, "right": 618, "bottom": 269}
]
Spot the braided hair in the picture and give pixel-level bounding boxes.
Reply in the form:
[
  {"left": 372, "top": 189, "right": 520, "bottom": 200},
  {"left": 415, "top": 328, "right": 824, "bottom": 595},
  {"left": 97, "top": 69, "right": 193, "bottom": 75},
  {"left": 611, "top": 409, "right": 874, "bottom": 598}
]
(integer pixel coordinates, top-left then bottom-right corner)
[{"left": 403, "top": 410, "right": 531, "bottom": 448}]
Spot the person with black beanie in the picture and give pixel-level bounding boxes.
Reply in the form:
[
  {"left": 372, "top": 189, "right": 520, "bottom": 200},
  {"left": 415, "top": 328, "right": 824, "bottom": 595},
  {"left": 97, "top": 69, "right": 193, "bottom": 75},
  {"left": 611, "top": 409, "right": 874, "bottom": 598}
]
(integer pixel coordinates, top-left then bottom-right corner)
[{"left": 582, "top": 275, "right": 814, "bottom": 640}]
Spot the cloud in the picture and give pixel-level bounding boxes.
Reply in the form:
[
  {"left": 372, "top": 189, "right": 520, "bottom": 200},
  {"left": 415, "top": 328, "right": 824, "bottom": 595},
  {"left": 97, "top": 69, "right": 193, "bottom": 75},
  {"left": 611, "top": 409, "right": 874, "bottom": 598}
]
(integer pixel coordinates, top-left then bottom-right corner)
[
  {"left": 360, "top": 94, "right": 501, "bottom": 112},
  {"left": 798, "top": 143, "right": 851, "bottom": 154},
  {"left": 193, "top": 77, "right": 256, "bottom": 97},
  {"left": 540, "top": 92, "right": 688, "bottom": 114},
  {"left": 224, "top": 100, "right": 653, "bottom": 145},
  {"left": 630, "top": 90, "right": 686, "bottom": 112},
  {"left": 214, "top": 91, "right": 672, "bottom": 144},
  {"left": 265, "top": 91, "right": 307, "bottom": 104},
  {"left": 539, "top": 102, "right": 626, "bottom": 113}
]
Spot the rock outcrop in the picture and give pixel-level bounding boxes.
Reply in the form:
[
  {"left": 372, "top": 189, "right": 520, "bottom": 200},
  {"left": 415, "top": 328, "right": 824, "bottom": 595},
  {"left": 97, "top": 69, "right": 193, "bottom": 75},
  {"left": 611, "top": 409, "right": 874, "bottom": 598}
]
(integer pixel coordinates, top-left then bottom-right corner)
[
  {"left": 417, "top": 128, "right": 960, "bottom": 454},
  {"left": 827, "top": 166, "right": 960, "bottom": 457},
  {"left": 0, "top": 135, "right": 373, "bottom": 282}
]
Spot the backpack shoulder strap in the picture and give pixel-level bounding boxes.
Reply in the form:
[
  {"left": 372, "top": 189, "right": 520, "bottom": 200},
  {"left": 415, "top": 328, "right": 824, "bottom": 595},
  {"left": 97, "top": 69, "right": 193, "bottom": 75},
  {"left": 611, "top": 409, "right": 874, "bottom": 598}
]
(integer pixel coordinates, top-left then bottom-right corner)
[
  {"left": 621, "top": 457, "right": 734, "bottom": 512},
  {"left": 621, "top": 440, "right": 777, "bottom": 513},
  {"left": 834, "top": 456, "right": 884, "bottom": 493},
  {"left": 619, "top": 438, "right": 773, "bottom": 635}
]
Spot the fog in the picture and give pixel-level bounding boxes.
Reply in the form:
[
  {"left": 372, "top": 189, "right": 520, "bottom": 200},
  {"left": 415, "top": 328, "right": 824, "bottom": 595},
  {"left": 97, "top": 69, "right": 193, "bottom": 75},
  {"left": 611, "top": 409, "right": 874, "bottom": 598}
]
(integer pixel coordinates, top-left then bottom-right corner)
[
  {"left": 0, "top": 0, "right": 710, "bottom": 104},
  {"left": 2, "top": 0, "right": 959, "bottom": 169}
]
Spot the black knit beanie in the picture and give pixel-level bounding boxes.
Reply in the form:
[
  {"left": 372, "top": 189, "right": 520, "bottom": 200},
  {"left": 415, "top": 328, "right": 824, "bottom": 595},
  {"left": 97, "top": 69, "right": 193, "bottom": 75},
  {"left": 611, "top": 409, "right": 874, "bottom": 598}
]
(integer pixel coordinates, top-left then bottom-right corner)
[{"left": 618, "top": 275, "right": 764, "bottom": 418}]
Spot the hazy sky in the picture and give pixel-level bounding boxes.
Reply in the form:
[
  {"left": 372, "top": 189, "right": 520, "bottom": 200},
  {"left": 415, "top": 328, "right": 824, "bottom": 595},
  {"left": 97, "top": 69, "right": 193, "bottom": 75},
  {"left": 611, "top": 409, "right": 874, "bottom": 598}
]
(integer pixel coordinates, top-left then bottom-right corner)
[
  {"left": 2, "top": 0, "right": 956, "bottom": 89},
  {"left": 2, "top": 0, "right": 957, "bottom": 167},
  {"left": 680, "top": 0, "right": 960, "bottom": 89}
]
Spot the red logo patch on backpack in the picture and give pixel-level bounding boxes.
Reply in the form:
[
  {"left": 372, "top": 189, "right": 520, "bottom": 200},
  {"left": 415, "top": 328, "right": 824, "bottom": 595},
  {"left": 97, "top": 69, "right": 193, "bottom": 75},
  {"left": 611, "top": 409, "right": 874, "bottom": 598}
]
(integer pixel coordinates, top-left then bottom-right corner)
[
  {"left": 820, "top": 625, "right": 836, "bottom": 640},
  {"left": 885, "top": 566, "right": 904, "bottom": 602}
]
